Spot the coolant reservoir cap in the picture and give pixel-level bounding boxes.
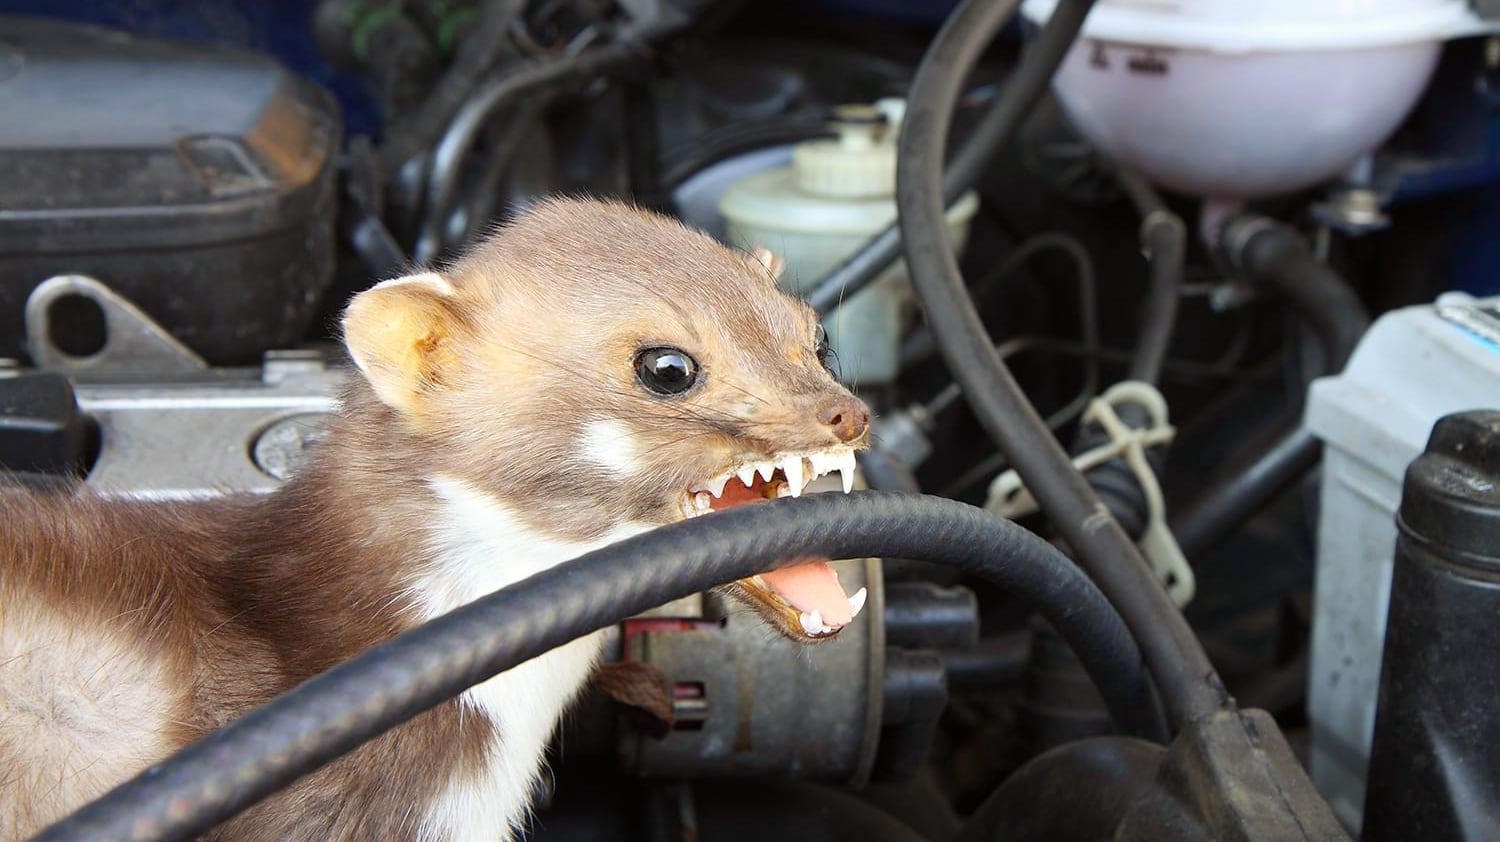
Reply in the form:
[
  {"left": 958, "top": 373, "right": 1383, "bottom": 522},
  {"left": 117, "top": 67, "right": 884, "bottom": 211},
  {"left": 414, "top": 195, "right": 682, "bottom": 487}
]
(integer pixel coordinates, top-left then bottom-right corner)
[
  {"left": 1399, "top": 410, "right": 1500, "bottom": 565},
  {"left": 792, "top": 101, "right": 901, "bottom": 199}
]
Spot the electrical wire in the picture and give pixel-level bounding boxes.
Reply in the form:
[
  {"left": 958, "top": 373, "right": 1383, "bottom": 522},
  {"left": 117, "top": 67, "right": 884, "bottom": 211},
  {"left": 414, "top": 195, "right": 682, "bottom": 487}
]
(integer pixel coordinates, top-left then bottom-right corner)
[
  {"left": 1169, "top": 214, "right": 1372, "bottom": 559},
  {"left": 918, "top": 229, "right": 1101, "bottom": 416}
]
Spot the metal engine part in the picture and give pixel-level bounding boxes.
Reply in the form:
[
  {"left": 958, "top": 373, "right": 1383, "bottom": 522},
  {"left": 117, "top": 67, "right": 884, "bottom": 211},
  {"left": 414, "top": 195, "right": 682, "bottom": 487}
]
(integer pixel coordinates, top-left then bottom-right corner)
[
  {"left": 14, "top": 276, "right": 341, "bottom": 500},
  {"left": 618, "top": 557, "right": 886, "bottom": 785}
]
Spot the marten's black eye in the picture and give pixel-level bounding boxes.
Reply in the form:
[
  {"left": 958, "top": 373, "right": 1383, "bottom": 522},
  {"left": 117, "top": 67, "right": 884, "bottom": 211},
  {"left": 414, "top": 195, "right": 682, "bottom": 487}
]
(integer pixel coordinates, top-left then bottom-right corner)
[
  {"left": 814, "top": 325, "right": 832, "bottom": 369},
  {"left": 635, "top": 347, "right": 699, "bottom": 396}
]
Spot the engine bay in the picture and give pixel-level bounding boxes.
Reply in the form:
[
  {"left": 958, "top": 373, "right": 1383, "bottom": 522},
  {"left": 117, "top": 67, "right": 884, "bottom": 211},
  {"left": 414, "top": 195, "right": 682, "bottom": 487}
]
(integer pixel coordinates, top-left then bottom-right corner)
[{"left": 4, "top": 1, "right": 1500, "bottom": 839}]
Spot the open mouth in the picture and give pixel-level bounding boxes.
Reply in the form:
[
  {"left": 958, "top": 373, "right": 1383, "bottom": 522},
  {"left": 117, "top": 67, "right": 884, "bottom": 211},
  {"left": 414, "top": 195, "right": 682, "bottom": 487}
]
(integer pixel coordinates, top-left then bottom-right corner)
[{"left": 677, "top": 448, "right": 867, "bottom": 639}]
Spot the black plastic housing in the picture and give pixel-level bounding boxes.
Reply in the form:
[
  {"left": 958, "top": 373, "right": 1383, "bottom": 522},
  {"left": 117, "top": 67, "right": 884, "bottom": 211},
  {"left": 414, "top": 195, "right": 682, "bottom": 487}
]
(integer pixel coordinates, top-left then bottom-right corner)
[
  {"left": 0, "top": 16, "right": 340, "bottom": 365},
  {"left": 1365, "top": 409, "right": 1500, "bottom": 841},
  {"left": 0, "top": 372, "right": 91, "bottom": 479}
]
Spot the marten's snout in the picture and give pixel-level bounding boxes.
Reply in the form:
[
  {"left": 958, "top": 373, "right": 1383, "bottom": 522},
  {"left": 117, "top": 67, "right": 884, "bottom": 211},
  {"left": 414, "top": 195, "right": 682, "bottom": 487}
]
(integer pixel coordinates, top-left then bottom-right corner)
[{"left": 817, "top": 395, "right": 869, "bottom": 443}]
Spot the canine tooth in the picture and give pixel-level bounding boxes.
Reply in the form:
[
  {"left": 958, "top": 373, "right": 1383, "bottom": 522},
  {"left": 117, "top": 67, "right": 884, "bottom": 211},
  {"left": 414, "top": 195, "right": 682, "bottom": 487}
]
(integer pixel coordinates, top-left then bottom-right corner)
[
  {"left": 756, "top": 461, "right": 775, "bottom": 482},
  {"left": 799, "top": 609, "right": 825, "bottom": 636},
  {"left": 782, "top": 456, "right": 805, "bottom": 497},
  {"left": 735, "top": 465, "right": 756, "bottom": 488},
  {"left": 705, "top": 474, "right": 730, "bottom": 498},
  {"left": 838, "top": 450, "right": 856, "bottom": 494},
  {"left": 848, "top": 587, "right": 868, "bottom": 619}
]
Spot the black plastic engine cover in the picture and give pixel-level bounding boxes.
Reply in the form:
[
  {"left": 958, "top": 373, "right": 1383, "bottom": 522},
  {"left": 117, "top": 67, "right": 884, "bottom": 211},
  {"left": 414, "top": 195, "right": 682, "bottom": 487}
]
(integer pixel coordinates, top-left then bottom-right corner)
[{"left": 0, "top": 16, "right": 340, "bottom": 365}]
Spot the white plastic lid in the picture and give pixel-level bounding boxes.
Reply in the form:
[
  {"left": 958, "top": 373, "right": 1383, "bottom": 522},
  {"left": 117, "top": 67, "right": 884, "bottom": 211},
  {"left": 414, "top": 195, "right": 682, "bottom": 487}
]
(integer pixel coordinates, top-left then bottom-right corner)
[
  {"left": 721, "top": 97, "right": 978, "bottom": 235},
  {"left": 719, "top": 167, "right": 980, "bottom": 236},
  {"left": 721, "top": 167, "right": 901, "bottom": 235},
  {"left": 792, "top": 99, "right": 905, "bottom": 199},
  {"left": 1020, "top": 0, "right": 1489, "bottom": 53}
]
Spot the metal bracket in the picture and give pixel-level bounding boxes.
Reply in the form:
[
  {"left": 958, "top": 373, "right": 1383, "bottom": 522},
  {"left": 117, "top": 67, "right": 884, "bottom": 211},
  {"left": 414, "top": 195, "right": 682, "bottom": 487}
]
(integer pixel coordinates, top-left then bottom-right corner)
[{"left": 25, "top": 274, "right": 207, "bottom": 374}]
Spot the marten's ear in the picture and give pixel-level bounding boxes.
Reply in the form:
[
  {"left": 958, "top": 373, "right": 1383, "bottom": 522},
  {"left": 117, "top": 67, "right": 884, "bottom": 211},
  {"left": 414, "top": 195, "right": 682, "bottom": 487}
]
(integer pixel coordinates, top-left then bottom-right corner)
[
  {"left": 342, "top": 272, "right": 460, "bottom": 412},
  {"left": 746, "top": 246, "right": 785, "bottom": 282}
]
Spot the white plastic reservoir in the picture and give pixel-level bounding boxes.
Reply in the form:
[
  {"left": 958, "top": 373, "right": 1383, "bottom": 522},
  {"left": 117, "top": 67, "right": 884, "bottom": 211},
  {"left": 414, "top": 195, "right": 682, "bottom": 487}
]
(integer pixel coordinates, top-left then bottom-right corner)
[
  {"left": 1020, "top": 0, "right": 1485, "bottom": 200},
  {"left": 1305, "top": 293, "right": 1500, "bottom": 832},
  {"left": 719, "top": 100, "right": 978, "bottom": 387}
]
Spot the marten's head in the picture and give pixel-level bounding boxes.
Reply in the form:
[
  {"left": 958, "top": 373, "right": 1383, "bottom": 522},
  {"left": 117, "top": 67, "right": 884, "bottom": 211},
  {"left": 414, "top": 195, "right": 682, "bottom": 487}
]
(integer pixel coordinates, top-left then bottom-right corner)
[{"left": 341, "top": 198, "right": 870, "bottom": 638}]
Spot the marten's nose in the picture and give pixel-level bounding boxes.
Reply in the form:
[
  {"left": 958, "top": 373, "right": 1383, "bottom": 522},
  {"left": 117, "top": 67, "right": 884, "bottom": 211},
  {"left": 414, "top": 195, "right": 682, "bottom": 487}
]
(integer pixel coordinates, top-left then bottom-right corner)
[{"left": 818, "top": 396, "right": 869, "bottom": 443}]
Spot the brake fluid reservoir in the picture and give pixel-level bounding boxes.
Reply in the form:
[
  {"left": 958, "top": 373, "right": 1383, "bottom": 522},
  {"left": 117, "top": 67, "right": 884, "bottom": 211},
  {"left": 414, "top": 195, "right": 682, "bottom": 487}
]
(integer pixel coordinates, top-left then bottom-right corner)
[{"left": 719, "top": 100, "right": 978, "bottom": 387}]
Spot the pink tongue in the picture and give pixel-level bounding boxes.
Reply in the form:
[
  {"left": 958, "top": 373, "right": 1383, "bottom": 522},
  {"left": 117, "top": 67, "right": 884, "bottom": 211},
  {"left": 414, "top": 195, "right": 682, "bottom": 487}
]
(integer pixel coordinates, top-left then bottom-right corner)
[{"left": 761, "top": 561, "right": 852, "bottom": 626}]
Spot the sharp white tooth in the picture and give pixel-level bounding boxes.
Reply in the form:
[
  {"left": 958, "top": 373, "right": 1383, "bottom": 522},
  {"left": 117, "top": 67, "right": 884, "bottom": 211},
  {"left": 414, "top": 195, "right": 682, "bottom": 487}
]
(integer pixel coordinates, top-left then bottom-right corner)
[
  {"left": 694, "top": 491, "right": 713, "bottom": 513},
  {"left": 706, "top": 474, "right": 730, "bottom": 498},
  {"left": 799, "top": 609, "right": 825, "bottom": 636},
  {"left": 838, "top": 450, "right": 857, "bottom": 494},
  {"left": 756, "top": 461, "right": 775, "bottom": 482},
  {"left": 808, "top": 452, "right": 833, "bottom": 479},
  {"left": 782, "top": 456, "right": 805, "bottom": 497},
  {"left": 848, "top": 587, "right": 868, "bottom": 619},
  {"left": 735, "top": 465, "right": 756, "bottom": 488}
]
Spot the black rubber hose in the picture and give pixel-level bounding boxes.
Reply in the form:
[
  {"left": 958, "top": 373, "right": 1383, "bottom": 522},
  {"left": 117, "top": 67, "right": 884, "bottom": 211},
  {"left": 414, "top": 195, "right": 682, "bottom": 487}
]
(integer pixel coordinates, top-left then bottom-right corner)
[
  {"left": 413, "top": 41, "right": 646, "bottom": 263},
  {"left": 1113, "top": 167, "right": 1184, "bottom": 386},
  {"left": 1169, "top": 215, "right": 1371, "bottom": 558},
  {"left": 376, "top": 0, "right": 527, "bottom": 173},
  {"left": 894, "top": 0, "right": 1226, "bottom": 728},
  {"left": 35, "top": 492, "right": 1164, "bottom": 842},
  {"left": 803, "top": 0, "right": 1094, "bottom": 316},
  {"left": 1052, "top": 169, "right": 1180, "bottom": 542},
  {"left": 1171, "top": 417, "right": 1318, "bottom": 560},
  {"left": 1220, "top": 214, "right": 1370, "bottom": 372}
]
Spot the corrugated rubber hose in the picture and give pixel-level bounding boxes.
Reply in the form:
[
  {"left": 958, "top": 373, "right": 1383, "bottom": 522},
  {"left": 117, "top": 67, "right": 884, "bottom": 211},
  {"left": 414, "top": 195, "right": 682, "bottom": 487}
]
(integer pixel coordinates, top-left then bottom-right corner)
[{"left": 34, "top": 491, "right": 1165, "bottom": 842}]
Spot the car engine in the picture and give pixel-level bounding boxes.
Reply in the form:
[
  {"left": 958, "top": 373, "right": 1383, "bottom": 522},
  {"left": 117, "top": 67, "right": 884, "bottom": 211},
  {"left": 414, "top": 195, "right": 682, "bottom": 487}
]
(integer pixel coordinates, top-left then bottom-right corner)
[{"left": 4, "top": 1, "right": 1500, "bottom": 839}]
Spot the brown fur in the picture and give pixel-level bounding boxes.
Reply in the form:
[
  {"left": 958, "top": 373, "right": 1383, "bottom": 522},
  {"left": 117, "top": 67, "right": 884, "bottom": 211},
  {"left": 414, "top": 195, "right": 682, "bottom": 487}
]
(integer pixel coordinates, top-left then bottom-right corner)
[
  {"left": 0, "top": 198, "right": 868, "bottom": 839},
  {"left": 0, "top": 401, "right": 490, "bottom": 840}
]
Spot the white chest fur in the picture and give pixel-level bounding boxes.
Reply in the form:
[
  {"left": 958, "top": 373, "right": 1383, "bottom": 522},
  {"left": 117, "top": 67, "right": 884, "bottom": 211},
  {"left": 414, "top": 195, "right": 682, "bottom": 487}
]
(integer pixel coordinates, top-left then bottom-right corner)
[{"left": 414, "top": 476, "right": 649, "bottom": 842}]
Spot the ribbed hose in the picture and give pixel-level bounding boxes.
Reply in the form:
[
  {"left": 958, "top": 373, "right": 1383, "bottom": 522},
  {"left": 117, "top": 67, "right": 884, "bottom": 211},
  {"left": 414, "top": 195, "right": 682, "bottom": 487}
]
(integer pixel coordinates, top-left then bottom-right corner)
[
  {"left": 803, "top": 0, "right": 1095, "bottom": 315},
  {"left": 894, "top": 0, "right": 1226, "bottom": 728},
  {"left": 34, "top": 492, "right": 1164, "bottom": 842}
]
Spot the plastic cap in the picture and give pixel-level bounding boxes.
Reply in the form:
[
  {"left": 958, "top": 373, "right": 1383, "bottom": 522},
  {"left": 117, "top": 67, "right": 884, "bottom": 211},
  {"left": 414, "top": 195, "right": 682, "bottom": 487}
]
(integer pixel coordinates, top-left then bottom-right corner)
[
  {"left": 793, "top": 103, "right": 899, "bottom": 199},
  {"left": 1399, "top": 410, "right": 1500, "bottom": 565}
]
